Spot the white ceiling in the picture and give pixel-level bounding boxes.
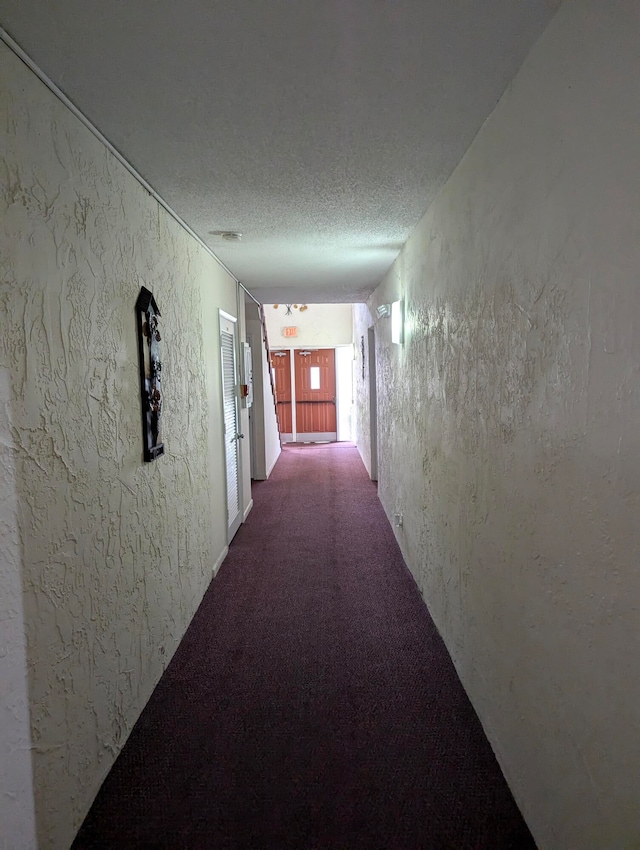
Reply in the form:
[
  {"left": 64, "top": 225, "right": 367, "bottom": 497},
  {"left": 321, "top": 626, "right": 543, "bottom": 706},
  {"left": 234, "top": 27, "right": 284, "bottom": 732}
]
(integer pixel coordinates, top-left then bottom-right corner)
[{"left": 0, "top": 0, "right": 561, "bottom": 303}]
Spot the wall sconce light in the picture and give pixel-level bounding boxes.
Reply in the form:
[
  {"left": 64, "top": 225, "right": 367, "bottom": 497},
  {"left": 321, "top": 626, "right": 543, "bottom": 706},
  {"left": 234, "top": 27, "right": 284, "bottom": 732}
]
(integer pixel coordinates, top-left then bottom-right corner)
[
  {"left": 376, "top": 304, "right": 391, "bottom": 319},
  {"left": 391, "top": 300, "right": 404, "bottom": 345}
]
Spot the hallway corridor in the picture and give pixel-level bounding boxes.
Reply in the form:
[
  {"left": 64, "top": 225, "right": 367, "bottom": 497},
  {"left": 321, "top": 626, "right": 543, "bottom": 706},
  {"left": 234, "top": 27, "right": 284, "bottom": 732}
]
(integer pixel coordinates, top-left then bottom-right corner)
[{"left": 73, "top": 443, "right": 534, "bottom": 849}]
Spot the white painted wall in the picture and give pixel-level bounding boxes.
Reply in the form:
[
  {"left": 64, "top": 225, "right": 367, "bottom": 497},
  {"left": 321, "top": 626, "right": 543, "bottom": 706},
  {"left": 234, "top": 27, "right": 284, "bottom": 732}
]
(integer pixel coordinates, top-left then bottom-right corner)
[
  {"left": 262, "top": 356, "right": 281, "bottom": 477},
  {"left": 237, "top": 293, "right": 253, "bottom": 519},
  {"left": 0, "top": 42, "right": 237, "bottom": 849},
  {"left": 335, "top": 346, "right": 355, "bottom": 442},
  {"left": 246, "top": 308, "right": 281, "bottom": 480},
  {"left": 353, "top": 318, "right": 374, "bottom": 475},
  {"left": 355, "top": 3, "right": 640, "bottom": 847},
  {"left": 264, "top": 303, "right": 353, "bottom": 348}
]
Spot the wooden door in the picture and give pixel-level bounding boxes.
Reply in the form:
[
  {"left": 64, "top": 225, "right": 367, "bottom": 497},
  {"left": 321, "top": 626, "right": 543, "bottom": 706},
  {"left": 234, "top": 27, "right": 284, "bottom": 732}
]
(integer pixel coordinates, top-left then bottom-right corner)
[
  {"left": 294, "top": 349, "right": 337, "bottom": 441},
  {"left": 271, "top": 350, "right": 293, "bottom": 440}
]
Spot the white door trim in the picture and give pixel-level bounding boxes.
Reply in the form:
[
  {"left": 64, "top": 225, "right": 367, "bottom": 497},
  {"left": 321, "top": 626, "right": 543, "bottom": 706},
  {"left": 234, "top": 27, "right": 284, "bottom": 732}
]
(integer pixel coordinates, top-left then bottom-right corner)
[{"left": 219, "top": 310, "right": 242, "bottom": 542}]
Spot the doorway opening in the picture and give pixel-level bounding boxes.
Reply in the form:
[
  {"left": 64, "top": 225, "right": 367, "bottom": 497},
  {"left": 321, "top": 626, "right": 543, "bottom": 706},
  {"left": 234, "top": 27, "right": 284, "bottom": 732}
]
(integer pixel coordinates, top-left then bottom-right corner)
[{"left": 271, "top": 345, "right": 353, "bottom": 443}]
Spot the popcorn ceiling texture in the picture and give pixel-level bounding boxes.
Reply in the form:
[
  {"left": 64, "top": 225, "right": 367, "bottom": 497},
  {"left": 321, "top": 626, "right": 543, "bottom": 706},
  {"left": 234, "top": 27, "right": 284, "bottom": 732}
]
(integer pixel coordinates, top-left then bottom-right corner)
[
  {"left": 355, "top": 2, "right": 640, "bottom": 848},
  {"left": 0, "top": 43, "right": 235, "bottom": 849},
  {"left": 0, "top": 0, "right": 562, "bottom": 303}
]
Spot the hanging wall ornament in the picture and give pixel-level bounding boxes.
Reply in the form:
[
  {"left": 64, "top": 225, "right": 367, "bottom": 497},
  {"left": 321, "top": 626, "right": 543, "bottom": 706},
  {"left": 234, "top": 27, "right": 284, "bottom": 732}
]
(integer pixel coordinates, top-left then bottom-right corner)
[{"left": 136, "top": 286, "right": 165, "bottom": 461}]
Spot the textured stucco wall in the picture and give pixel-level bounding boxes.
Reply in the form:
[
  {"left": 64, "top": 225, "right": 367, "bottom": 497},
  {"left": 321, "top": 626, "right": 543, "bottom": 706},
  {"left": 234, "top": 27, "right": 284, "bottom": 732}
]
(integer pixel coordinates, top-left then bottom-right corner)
[
  {"left": 264, "top": 303, "right": 353, "bottom": 348},
  {"left": 356, "top": 2, "right": 640, "bottom": 847},
  {"left": 0, "top": 368, "right": 38, "bottom": 850},
  {"left": 0, "top": 43, "right": 236, "bottom": 849}
]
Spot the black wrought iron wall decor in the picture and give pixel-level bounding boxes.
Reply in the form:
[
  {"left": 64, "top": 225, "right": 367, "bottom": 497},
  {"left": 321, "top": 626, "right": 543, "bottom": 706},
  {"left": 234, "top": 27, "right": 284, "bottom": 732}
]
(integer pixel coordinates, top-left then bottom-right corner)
[
  {"left": 361, "top": 335, "right": 366, "bottom": 380},
  {"left": 136, "top": 286, "right": 165, "bottom": 462}
]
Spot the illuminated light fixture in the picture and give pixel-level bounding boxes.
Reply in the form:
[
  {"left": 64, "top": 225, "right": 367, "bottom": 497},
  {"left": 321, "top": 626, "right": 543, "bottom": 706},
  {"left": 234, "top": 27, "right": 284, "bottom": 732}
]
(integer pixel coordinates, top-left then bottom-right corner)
[
  {"left": 376, "top": 303, "right": 391, "bottom": 319},
  {"left": 391, "top": 300, "right": 404, "bottom": 345}
]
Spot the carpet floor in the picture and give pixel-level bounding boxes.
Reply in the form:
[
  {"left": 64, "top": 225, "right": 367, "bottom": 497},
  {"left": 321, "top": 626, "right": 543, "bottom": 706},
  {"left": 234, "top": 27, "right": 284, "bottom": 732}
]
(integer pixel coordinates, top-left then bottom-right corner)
[{"left": 72, "top": 442, "right": 535, "bottom": 849}]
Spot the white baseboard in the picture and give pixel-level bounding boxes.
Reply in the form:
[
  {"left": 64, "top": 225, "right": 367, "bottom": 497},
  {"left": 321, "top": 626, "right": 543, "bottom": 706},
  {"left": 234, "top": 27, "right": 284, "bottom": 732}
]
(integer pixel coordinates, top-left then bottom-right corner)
[
  {"left": 266, "top": 447, "right": 281, "bottom": 478},
  {"left": 295, "top": 432, "right": 337, "bottom": 442},
  {"left": 243, "top": 499, "right": 254, "bottom": 521},
  {"left": 213, "top": 546, "right": 228, "bottom": 577}
]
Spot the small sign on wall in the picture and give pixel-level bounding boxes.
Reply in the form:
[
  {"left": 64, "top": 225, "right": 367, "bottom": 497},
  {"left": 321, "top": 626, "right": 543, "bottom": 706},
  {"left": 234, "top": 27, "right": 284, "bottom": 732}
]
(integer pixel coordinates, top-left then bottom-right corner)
[{"left": 282, "top": 326, "right": 298, "bottom": 338}]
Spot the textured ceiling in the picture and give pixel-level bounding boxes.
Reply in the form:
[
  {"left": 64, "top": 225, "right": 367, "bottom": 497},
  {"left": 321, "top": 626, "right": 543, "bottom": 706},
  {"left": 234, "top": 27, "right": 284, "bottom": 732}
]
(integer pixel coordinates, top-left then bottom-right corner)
[{"left": 0, "top": 0, "right": 561, "bottom": 302}]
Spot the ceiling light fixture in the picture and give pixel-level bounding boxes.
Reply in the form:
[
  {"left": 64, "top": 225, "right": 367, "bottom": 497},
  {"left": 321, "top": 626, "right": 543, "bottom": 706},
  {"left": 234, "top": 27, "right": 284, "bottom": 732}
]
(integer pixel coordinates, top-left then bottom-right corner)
[
  {"left": 210, "top": 230, "right": 242, "bottom": 241},
  {"left": 272, "top": 304, "right": 308, "bottom": 312}
]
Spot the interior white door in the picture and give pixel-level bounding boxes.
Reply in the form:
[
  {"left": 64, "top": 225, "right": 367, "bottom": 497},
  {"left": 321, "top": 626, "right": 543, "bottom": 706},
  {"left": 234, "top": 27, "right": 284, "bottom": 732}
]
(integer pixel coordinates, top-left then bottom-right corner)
[{"left": 220, "top": 311, "right": 242, "bottom": 541}]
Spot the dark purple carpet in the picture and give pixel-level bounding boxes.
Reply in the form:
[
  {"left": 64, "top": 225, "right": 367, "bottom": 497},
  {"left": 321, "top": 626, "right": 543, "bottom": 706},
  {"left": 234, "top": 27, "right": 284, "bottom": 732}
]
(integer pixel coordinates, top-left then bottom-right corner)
[{"left": 73, "top": 442, "right": 534, "bottom": 849}]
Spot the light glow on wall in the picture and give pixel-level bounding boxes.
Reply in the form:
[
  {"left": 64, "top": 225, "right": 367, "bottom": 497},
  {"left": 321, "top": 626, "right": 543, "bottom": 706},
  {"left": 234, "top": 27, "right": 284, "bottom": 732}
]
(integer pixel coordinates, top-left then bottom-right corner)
[{"left": 391, "top": 300, "right": 404, "bottom": 345}]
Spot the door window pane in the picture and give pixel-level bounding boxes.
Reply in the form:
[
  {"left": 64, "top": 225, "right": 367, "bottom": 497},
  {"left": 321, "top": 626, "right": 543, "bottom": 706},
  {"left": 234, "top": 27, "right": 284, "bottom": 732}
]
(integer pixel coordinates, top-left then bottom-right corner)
[{"left": 310, "top": 366, "right": 320, "bottom": 390}]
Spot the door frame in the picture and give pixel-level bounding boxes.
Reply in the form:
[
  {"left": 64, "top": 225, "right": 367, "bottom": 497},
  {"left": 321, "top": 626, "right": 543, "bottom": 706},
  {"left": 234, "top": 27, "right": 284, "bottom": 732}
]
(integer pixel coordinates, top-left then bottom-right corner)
[
  {"left": 219, "top": 309, "right": 243, "bottom": 542},
  {"left": 293, "top": 348, "right": 337, "bottom": 442},
  {"left": 273, "top": 345, "right": 352, "bottom": 443}
]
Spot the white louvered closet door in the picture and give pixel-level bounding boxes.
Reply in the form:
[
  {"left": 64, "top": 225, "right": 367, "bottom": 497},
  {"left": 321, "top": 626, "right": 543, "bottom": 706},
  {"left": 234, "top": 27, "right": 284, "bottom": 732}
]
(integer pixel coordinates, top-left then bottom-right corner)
[{"left": 220, "top": 312, "right": 242, "bottom": 541}]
